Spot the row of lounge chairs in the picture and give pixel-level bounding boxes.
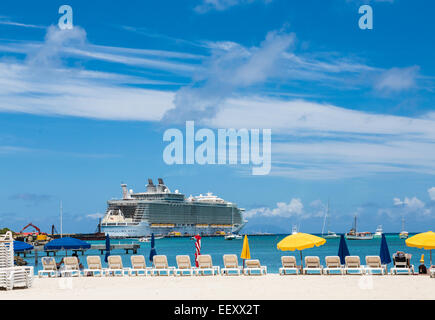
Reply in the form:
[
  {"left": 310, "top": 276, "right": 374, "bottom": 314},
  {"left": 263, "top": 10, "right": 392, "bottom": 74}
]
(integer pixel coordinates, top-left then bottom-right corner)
[
  {"left": 38, "top": 254, "right": 429, "bottom": 278},
  {"left": 38, "top": 254, "right": 267, "bottom": 277},
  {"left": 279, "top": 255, "right": 415, "bottom": 275}
]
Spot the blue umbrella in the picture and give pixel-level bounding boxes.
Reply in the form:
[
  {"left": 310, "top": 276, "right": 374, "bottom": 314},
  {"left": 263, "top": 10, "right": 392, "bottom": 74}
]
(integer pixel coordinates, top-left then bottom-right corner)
[
  {"left": 13, "top": 240, "right": 33, "bottom": 252},
  {"left": 379, "top": 233, "right": 392, "bottom": 265},
  {"left": 338, "top": 234, "right": 350, "bottom": 265},
  {"left": 44, "top": 237, "right": 91, "bottom": 250},
  {"left": 104, "top": 234, "right": 111, "bottom": 263},
  {"left": 149, "top": 233, "right": 157, "bottom": 263}
]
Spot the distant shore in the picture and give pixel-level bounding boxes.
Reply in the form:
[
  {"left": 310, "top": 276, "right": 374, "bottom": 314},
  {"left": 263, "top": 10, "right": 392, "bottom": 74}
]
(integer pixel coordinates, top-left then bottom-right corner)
[{"left": 2, "top": 275, "right": 434, "bottom": 300}]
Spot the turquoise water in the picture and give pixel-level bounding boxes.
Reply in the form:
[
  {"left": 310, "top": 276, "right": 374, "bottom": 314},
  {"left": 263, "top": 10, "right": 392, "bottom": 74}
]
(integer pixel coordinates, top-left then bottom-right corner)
[{"left": 20, "top": 234, "right": 429, "bottom": 274}]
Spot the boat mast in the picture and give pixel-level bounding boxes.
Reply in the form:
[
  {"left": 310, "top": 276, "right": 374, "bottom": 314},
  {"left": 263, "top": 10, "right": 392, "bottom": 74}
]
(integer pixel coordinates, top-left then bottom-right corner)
[{"left": 60, "top": 200, "right": 63, "bottom": 238}]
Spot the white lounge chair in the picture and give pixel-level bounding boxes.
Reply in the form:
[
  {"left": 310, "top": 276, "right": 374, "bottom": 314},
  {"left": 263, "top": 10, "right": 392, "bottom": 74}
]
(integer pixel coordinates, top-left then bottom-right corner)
[
  {"left": 84, "top": 256, "right": 105, "bottom": 277},
  {"left": 345, "top": 256, "right": 364, "bottom": 275},
  {"left": 129, "top": 255, "right": 149, "bottom": 276},
  {"left": 151, "top": 255, "right": 175, "bottom": 276},
  {"left": 365, "top": 256, "right": 386, "bottom": 275},
  {"left": 221, "top": 254, "right": 242, "bottom": 275},
  {"left": 324, "top": 256, "right": 344, "bottom": 275},
  {"left": 107, "top": 255, "right": 127, "bottom": 276},
  {"left": 196, "top": 255, "right": 219, "bottom": 275},
  {"left": 430, "top": 266, "right": 435, "bottom": 278},
  {"left": 303, "top": 256, "right": 323, "bottom": 275},
  {"left": 38, "top": 257, "right": 58, "bottom": 278},
  {"left": 175, "top": 255, "right": 195, "bottom": 276},
  {"left": 390, "top": 252, "right": 414, "bottom": 275},
  {"left": 60, "top": 256, "right": 81, "bottom": 277},
  {"left": 243, "top": 259, "right": 267, "bottom": 275},
  {"left": 279, "top": 256, "right": 299, "bottom": 275}
]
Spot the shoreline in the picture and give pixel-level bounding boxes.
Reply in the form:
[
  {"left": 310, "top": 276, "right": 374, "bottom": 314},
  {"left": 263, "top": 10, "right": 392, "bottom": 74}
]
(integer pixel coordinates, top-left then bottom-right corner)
[{"left": 2, "top": 274, "right": 434, "bottom": 300}]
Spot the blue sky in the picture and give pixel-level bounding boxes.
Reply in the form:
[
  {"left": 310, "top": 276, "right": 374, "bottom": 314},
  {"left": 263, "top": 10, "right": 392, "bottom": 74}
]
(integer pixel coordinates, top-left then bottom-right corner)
[{"left": 0, "top": 0, "right": 435, "bottom": 234}]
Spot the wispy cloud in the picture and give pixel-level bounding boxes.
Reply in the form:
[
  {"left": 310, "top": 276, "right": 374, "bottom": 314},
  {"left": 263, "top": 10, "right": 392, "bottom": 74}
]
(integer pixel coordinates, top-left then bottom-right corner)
[
  {"left": 0, "top": 18, "right": 45, "bottom": 29},
  {"left": 9, "top": 193, "right": 54, "bottom": 205},
  {"left": 375, "top": 66, "right": 420, "bottom": 93},
  {"left": 194, "top": 0, "right": 272, "bottom": 13}
]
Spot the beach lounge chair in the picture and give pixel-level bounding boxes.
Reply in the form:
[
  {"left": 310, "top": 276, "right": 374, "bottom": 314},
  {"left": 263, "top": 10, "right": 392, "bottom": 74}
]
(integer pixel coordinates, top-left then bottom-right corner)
[
  {"left": 60, "top": 256, "right": 81, "bottom": 277},
  {"left": 38, "top": 257, "right": 58, "bottom": 278},
  {"left": 365, "top": 256, "right": 387, "bottom": 275},
  {"left": 84, "top": 256, "right": 105, "bottom": 277},
  {"left": 107, "top": 255, "right": 127, "bottom": 276},
  {"left": 196, "top": 255, "right": 220, "bottom": 276},
  {"left": 324, "top": 256, "right": 344, "bottom": 275},
  {"left": 129, "top": 255, "right": 150, "bottom": 276},
  {"left": 430, "top": 266, "right": 435, "bottom": 278},
  {"left": 151, "top": 255, "right": 175, "bottom": 276},
  {"left": 390, "top": 252, "right": 414, "bottom": 275},
  {"left": 279, "top": 256, "right": 299, "bottom": 275},
  {"left": 243, "top": 259, "right": 267, "bottom": 275},
  {"left": 175, "top": 255, "right": 195, "bottom": 276},
  {"left": 344, "top": 256, "right": 364, "bottom": 275},
  {"left": 221, "top": 254, "right": 241, "bottom": 275},
  {"left": 303, "top": 256, "right": 323, "bottom": 275}
]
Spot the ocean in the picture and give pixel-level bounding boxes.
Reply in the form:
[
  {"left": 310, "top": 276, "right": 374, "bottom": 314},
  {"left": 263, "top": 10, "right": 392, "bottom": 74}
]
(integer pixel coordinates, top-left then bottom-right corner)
[{"left": 20, "top": 233, "right": 428, "bottom": 274}]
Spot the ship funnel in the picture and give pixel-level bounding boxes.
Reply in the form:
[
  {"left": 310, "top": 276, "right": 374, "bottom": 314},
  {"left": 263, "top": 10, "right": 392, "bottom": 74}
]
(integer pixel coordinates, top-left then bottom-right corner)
[
  {"left": 157, "top": 178, "right": 168, "bottom": 193},
  {"left": 146, "top": 178, "right": 157, "bottom": 193},
  {"left": 121, "top": 184, "right": 130, "bottom": 199}
]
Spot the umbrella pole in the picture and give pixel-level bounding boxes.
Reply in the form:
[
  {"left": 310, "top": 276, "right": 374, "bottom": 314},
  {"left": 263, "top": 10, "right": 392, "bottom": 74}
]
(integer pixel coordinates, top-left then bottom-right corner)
[
  {"left": 431, "top": 249, "right": 432, "bottom": 266},
  {"left": 300, "top": 250, "right": 303, "bottom": 273}
]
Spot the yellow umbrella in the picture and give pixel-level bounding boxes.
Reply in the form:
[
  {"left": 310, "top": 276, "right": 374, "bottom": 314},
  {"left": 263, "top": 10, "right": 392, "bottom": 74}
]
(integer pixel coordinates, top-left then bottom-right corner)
[
  {"left": 241, "top": 235, "right": 251, "bottom": 268},
  {"left": 405, "top": 231, "right": 435, "bottom": 265},
  {"left": 277, "top": 233, "right": 326, "bottom": 269}
]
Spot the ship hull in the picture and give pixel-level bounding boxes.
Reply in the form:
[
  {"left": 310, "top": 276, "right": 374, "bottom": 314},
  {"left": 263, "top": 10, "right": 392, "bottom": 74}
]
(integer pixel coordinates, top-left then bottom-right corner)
[{"left": 102, "top": 222, "right": 245, "bottom": 238}]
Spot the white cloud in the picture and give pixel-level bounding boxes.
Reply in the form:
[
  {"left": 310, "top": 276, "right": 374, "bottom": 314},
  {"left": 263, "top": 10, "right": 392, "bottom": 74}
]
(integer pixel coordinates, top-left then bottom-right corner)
[
  {"left": 164, "top": 29, "right": 296, "bottom": 122},
  {"left": 375, "top": 66, "right": 420, "bottom": 93},
  {"left": 86, "top": 213, "right": 105, "bottom": 219},
  {"left": 428, "top": 187, "right": 435, "bottom": 201},
  {"left": 245, "top": 198, "right": 304, "bottom": 218},
  {"left": 194, "top": 0, "right": 271, "bottom": 13}
]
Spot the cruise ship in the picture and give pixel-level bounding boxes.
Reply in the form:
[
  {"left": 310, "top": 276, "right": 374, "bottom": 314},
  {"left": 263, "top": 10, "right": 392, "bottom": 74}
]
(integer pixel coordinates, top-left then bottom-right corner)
[{"left": 101, "top": 179, "right": 246, "bottom": 238}]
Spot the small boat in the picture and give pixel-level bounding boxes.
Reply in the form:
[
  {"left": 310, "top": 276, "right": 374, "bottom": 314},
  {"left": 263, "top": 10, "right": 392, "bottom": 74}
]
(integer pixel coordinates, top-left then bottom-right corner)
[
  {"left": 321, "top": 201, "right": 340, "bottom": 239},
  {"left": 224, "top": 233, "right": 243, "bottom": 240},
  {"left": 399, "top": 217, "right": 408, "bottom": 239},
  {"left": 139, "top": 235, "right": 164, "bottom": 242},
  {"left": 291, "top": 224, "right": 298, "bottom": 235},
  {"left": 345, "top": 215, "right": 373, "bottom": 240},
  {"left": 373, "top": 225, "right": 383, "bottom": 238}
]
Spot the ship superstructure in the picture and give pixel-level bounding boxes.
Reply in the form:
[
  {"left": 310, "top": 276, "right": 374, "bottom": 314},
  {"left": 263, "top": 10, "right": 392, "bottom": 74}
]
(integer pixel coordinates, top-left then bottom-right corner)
[{"left": 101, "top": 179, "right": 246, "bottom": 238}]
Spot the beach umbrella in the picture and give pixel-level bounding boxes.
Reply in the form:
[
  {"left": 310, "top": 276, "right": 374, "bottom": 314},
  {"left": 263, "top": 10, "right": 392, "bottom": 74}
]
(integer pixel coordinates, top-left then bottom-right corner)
[
  {"left": 13, "top": 240, "right": 33, "bottom": 253},
  {"left": 104, "top": 234, "right": 110, "bottom": 263},
  {"left": 149, "top": 233, "right": 157, "bottom": 263},
  {"left": 241, "top": 235, "right": 251, "bottom": 268},
  {"left": 406, "top": 231, "right": 435, "bottom": 265},
  {"left": 379, "top": 234, "right": 391, "bottom": 265},
  {"left": 194, "top": 234, "right": 201, "bottom": 267},
  {"left": 277, "top": 233, "right": 326, "bottom": 268},
  {"left": 337, "top": 234, "right": 350, "bottom": 265}
]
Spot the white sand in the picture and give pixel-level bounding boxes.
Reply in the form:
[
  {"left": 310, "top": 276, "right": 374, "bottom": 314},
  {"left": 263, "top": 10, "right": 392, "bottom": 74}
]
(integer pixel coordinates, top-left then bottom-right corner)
[{"left": 2, "top": 274, "right": 434, "bottom": 300}]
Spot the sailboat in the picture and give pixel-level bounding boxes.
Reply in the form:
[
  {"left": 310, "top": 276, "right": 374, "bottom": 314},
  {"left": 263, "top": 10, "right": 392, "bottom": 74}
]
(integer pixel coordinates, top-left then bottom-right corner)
[
  {"left": 399, "top": 217, "right": 409, "bottom": 239},
  {"left": 345, "top": 214, "right": 373, "bottom": 240},
  {"left": 224, "top": 210, "right": 242, "bottom": 240},
  {"left": 321, "top": 201, "right": 340, "bottom": 239}
]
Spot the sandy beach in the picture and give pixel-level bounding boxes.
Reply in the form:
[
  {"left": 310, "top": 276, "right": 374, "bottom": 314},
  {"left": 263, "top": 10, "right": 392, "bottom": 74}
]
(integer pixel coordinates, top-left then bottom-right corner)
[{"left": 2, "top": 274, "right": 434, "bottom": 300}]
